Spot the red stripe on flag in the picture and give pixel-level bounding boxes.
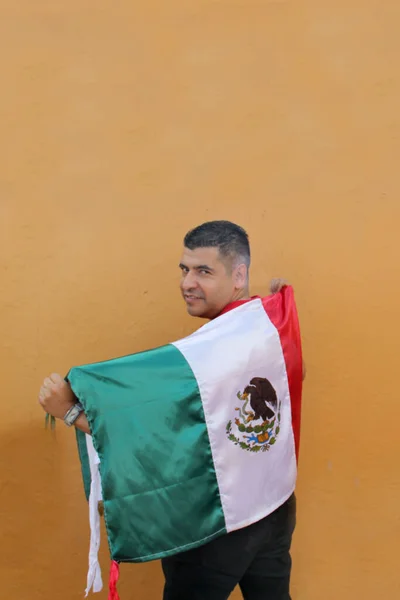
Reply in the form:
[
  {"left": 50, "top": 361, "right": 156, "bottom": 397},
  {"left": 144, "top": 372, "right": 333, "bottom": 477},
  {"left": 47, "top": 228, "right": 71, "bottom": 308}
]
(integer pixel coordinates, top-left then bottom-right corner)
[{"left": 262, "top": 286, "right": 303, "bottom": 460}]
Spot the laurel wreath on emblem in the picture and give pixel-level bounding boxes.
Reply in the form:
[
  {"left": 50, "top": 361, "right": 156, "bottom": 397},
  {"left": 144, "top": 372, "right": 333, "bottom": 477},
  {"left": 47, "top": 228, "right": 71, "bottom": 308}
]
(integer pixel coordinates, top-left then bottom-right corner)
[{"left": 226, "top": 377, "right": 282, "bottom": 453}]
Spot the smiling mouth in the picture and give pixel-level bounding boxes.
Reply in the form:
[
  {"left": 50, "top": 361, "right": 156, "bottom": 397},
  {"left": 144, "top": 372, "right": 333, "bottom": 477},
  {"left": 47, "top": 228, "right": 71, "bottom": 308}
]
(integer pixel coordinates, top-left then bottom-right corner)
[{"left": 184, "top": 295, "right": 203, "bottom": 301}]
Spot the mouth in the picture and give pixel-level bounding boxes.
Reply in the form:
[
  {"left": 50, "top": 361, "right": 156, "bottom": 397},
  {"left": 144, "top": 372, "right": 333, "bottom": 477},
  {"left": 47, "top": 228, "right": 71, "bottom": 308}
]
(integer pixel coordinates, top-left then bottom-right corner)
[{"left": 184, "top": 294, "right": 203, "bottom": 303}]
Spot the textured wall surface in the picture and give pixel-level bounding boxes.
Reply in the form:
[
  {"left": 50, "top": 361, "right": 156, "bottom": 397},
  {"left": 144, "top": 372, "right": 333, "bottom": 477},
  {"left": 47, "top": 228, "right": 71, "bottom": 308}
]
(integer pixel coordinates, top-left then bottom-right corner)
[{"left": 1, "top": 1, "right": 399, "bottom": 599}]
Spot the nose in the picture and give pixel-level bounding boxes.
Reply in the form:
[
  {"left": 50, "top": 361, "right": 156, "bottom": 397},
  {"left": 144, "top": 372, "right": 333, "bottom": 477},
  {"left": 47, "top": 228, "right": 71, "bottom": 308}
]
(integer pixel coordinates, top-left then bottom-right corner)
[{"left": 181, "top": 270, "right": 198, "bottom": 292}]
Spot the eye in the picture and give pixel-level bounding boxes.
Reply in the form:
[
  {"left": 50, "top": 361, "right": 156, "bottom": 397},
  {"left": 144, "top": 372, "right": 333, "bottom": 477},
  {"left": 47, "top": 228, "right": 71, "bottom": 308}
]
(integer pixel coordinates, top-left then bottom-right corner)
[{"left": 199, "top": 269, "right": 210, "bottom": 275}]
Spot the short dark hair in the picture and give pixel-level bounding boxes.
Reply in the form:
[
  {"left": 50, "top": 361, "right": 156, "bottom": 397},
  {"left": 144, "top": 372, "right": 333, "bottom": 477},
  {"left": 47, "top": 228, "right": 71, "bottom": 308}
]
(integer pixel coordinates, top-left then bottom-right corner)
[{"left": 184, "top": 220, "right": 250, "bottom": 268}]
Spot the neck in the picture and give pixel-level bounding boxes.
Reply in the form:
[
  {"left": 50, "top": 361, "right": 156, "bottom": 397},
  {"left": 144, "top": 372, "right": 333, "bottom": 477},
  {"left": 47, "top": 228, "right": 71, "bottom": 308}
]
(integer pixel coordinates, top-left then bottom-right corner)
[
  {"left": 211, "top": 288, "right": 252, "bottom": 320},
  {"left": 230, "top": 288, "right": 250, "bottom": 303},
  {"left": 233, "top": 288, "right": 250, "bottom": 302}
]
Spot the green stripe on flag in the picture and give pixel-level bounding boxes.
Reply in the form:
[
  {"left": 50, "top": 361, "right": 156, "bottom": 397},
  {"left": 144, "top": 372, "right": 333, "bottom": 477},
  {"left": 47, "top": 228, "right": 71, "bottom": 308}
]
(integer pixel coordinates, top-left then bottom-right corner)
[{"left": 67, "top": 343, "right": 226, "bottom": 562}]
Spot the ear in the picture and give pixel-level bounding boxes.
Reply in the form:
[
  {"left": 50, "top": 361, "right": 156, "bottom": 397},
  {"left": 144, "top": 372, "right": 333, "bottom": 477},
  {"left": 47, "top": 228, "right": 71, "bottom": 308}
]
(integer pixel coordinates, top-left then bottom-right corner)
[{"left": 234, "top": 264, "right": 248, "bottom": 289}]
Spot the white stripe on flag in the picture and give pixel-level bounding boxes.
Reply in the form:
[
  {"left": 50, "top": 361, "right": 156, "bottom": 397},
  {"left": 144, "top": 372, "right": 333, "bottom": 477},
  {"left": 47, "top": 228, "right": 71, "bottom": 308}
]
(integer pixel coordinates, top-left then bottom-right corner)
[{"left": 173, "top": 299, "right": 297, "bottom": 532}]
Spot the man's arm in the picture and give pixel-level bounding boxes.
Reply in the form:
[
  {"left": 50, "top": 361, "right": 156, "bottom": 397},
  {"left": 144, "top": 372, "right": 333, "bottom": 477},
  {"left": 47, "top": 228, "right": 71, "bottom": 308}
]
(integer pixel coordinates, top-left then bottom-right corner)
[{"left": 38, "top": 373, "right": 91, "bottom": 434}]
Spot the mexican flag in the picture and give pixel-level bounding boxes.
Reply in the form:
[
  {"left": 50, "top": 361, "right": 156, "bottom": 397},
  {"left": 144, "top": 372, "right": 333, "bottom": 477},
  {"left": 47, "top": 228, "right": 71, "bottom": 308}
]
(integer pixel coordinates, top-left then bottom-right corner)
[{"left": 66, "top": 286, "right": 303, "bottom": 597}]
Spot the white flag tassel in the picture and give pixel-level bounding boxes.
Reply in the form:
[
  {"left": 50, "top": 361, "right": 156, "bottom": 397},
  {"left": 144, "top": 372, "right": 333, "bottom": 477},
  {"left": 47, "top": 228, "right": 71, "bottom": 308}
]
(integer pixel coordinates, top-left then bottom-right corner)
[{"left": 85, "top": 435, "right": 103, "bottom": 596}]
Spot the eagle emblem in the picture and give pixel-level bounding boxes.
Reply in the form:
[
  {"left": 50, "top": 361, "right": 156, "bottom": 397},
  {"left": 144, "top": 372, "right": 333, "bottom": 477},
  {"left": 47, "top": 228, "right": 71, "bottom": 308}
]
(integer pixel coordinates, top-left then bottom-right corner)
[{"left": 226, "top": 377, "right": 282, "bottom": 453}]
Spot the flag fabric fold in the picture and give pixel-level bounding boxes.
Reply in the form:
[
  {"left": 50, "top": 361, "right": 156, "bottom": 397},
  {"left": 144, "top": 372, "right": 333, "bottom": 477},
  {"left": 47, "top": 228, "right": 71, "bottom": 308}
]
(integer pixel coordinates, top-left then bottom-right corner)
[
  {"left": 85, "top": 435, "right": 103, "bottom": 596},
  {"left": 66, "top": 286, "right": 303, "bottom": 591}
]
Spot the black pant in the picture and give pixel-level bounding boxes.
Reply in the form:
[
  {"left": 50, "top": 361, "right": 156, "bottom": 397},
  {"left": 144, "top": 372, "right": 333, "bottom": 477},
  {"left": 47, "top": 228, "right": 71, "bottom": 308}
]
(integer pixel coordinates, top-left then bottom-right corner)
[{"left": 162, "top": 494, "right": 296, "bottom": 600}]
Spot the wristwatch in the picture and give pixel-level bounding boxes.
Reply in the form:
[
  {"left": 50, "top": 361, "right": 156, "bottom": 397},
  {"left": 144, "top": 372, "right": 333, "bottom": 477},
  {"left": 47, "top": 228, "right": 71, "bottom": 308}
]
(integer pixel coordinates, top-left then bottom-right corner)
[{"left": 64, "top": 402, "right": 84, "bottom": 427}]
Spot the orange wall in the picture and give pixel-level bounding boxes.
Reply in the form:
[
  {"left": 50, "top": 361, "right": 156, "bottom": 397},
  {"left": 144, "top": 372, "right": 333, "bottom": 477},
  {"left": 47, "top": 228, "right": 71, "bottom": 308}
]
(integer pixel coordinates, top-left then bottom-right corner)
[{"left": 1, "top": 2, "right": 399, "bottom": 599}]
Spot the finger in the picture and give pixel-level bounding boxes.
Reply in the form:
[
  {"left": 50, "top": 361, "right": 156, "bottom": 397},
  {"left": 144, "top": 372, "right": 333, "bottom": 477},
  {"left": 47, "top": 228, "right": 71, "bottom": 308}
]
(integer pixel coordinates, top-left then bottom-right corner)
[
  {"left": 269, "top": 278, "right": 280, "bottom": 293},
  {"left": 270, "top": 278, "right": 288, "bottom": 293},
  {"left": 50, "top": 373, "right": 63, "bottom": 384},
  {"left": 44, "top": 377, "right": 53, "bottom": 388}
]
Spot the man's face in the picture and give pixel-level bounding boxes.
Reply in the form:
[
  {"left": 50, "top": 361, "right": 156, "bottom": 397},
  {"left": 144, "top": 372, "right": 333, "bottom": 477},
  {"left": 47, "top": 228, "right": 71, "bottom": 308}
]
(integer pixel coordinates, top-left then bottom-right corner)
[{"left": 179, "top": 246, "right": 244, "bottom": 319}]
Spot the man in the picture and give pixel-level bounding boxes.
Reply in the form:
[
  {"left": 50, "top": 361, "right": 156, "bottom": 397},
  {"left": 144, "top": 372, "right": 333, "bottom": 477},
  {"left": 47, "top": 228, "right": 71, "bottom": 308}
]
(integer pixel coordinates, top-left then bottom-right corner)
[{"left": 39, "top": 220, "right": 305, "bottom": 600}]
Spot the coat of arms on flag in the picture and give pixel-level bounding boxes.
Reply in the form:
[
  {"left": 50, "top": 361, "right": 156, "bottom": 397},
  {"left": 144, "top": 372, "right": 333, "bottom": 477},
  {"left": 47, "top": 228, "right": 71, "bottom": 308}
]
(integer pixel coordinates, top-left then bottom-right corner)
[{"left": 226, "top": 377, "right": 282, "bottom": 452}]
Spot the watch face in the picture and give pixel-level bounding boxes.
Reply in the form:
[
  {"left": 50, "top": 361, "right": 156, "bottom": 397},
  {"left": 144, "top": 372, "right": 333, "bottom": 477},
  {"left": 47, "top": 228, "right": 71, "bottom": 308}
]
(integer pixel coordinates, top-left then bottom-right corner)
[{"left": 65, "top": 404, "right": 82, "bottom": 426}]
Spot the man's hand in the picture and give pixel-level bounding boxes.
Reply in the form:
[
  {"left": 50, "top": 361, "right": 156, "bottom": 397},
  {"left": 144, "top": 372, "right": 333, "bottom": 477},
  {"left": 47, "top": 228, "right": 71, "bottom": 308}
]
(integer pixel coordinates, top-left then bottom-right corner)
[
  {"left": 269, "top": 278, "right": 289, "bottom": 294},
  {"left": 38, "top": 373, "right": 76, "bottom": 420}
]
